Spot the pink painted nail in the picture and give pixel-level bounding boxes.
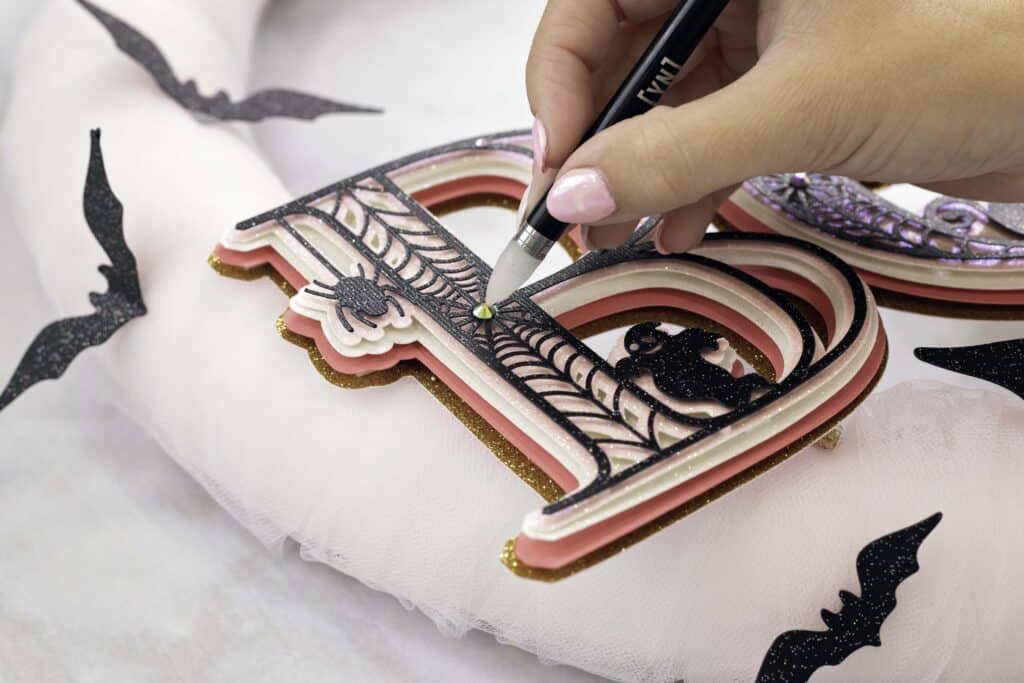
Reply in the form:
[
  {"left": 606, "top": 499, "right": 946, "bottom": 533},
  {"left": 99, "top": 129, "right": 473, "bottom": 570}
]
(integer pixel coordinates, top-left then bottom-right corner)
[
  {"left": 546, "top": 169, "right": 616, "bottom": 224},
  {"left": 532, "top": 117, "right": 548, "bottom": 173}
]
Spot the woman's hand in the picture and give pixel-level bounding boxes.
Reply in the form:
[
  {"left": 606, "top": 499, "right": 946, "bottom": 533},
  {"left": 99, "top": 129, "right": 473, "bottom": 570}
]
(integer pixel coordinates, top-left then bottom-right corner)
[{"left": 522, "top": 0, "right": 1024, "bottom": 253}]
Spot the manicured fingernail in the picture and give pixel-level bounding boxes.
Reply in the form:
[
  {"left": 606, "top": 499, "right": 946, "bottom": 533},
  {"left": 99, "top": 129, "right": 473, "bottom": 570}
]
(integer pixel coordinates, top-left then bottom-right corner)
[
  {"left": 546, "top": 168, "right": 616, "bottom": 224},
  {"left": 516, "top": 169, "right": 557, "bottom": 228},
  {"left": 515, "top": 178, "right": 532, "bottom": 228},
  {"left": 579, "top": 225, "right": 597, "bottom": 251},
  {"left": 532, "top": 117, "right": 548, "bottom": 173}
]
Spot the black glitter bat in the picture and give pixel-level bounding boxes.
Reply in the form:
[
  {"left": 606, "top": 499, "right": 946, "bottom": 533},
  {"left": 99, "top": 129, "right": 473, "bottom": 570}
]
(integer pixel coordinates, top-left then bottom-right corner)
[
  {"left": 915, "top": 340, "right": 1024, "bottom": 401},
  {"left": 76, "top": 0, "right": 382, "bottom": 123},
  {"left": 756, "top": 513, "right": 942, "bottom": 683},
  {"left": 0, "top": 130, "right": 146, "bottom": 412}
]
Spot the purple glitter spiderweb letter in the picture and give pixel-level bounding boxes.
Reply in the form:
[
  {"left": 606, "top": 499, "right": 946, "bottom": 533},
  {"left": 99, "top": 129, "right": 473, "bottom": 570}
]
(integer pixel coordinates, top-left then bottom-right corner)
[{"left": 745, "top": 174, "right": 1024, "bottom": 262}]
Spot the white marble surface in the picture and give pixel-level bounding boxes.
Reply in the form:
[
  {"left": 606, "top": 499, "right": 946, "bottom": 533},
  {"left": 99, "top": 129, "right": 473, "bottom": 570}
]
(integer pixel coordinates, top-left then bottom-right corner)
[{"left": 1, "top": 1, "right": 1023, "bottom": 681}]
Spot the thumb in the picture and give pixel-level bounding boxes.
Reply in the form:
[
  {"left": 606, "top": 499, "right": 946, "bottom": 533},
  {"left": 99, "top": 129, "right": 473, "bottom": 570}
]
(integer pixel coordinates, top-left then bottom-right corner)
[{"left": 544, "top": 61, "right": 843, "bottom": 226}]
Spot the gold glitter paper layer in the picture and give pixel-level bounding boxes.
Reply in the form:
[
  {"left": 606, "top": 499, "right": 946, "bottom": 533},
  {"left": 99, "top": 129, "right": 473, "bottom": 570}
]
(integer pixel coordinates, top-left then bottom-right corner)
[
  {"left": 208, "top": 253, "right": 297, "bottom": 297},
  {"left": 871, "top": 289, "right": 1024, "bottom": 321},
  {"left": 211, "top": 197, "right": 867, "bottom": 581},
  {"left": 210, "top": 245, "right": 868, "bottom": 579},
  {"left": 501, "top": 345, "right": 888, "bottom": 582},
  {"left": 274, "top": 315, "right": 565, "bottom": 502},
  {"left": 210, "top": 250, "right": 565, "bottom": 503},
  {"left": 208, "top": 199, "right": 585, "bottom": 505}
]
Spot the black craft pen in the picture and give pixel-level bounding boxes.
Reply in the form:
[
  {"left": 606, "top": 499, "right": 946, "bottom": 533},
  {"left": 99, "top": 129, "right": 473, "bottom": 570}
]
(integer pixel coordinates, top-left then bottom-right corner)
[{"left": 481, "top": 0, "right": 729, "bottom": 312}]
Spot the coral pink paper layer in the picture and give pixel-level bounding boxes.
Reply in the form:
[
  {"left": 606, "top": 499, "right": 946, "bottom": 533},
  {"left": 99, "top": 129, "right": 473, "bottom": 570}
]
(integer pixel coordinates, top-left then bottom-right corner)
[{"left": 720, "top": 200, "right": 1024, "bottom": 306}]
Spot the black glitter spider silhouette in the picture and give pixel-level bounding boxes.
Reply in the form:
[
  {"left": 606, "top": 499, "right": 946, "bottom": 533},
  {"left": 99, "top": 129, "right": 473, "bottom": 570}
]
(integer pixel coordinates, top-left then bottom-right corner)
[
  {"left": 305, "top": 263, "right": 406, "bottom": 332},
  {"left": 614, "top": 322, "right": 770, "bottom": 408}
]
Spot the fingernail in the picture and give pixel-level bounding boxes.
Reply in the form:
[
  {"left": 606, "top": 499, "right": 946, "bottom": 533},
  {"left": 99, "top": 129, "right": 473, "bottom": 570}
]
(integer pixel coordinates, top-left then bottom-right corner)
[
  {"left": 654, "top": 222, "right": 673, "bottom": 255},
  {"left": 532, "top": 117, "right": 548, "bottom": 173},
  {"left": 547, "top": 168, "right": 616, "bottom": 224},
  {"left": 579, "top": 225, "right": 597, "bottom": 252},
  {"left": 516, "top": 168, "right": 557, "bottom": 229},
  {"left": 655, "top": 221, "right": 705, "bottom": 255},
  {"left": 515, "top": 178, "right": 533, "bottom": 228}
]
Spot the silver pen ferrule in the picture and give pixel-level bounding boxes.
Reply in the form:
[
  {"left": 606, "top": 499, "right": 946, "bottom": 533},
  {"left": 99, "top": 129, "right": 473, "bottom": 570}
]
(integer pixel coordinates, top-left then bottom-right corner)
[{"left": 514, "top": 223, "right": 556, "bottom": 260}]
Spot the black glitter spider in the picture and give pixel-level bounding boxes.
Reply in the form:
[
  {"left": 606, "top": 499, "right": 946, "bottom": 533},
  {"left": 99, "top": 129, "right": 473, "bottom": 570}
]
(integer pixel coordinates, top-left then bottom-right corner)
[
  {"left": 614, "top": 322, "right": 770, "bottom": 408},
  {"left": 305, "top": 263, "right": 406, "bottom": 332}
]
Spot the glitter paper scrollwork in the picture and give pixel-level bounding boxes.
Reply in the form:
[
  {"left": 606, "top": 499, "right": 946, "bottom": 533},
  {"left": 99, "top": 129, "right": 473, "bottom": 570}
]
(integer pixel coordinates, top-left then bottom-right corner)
[
  {"left": 723, "top": 173, "right": 1024, "bottom": 314},
  {"left": 213, "top": 131, "right": 886, "bottom": 579}
]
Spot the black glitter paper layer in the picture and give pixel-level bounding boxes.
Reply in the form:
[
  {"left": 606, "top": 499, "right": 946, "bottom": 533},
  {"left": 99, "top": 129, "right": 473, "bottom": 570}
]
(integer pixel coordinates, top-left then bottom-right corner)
[
  {"left": 915, "top": 339, "right": 1024, "bottom": 400},
  {"left": 230, "top": 129, "right": 876, "bottom": 518},
  {"left": 0, "top": 130, "right": 146, "bottom": 412},
  {"left": 757, "top": 513, "right": 942, "bottom": 683},
  {"left": 76, "top": 0, "right": 382, "bottom": 123}
]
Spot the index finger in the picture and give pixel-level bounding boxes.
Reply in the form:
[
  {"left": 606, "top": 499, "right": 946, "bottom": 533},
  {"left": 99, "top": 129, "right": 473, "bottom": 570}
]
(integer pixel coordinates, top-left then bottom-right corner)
[{"left": 526, "top": 0, "right": 679, "bottom": 169}]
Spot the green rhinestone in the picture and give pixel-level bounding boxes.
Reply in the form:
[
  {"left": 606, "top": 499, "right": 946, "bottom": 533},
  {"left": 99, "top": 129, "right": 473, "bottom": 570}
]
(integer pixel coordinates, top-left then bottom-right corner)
[{"left": 472, "top": 303, "right": 496, "bottom": 320}]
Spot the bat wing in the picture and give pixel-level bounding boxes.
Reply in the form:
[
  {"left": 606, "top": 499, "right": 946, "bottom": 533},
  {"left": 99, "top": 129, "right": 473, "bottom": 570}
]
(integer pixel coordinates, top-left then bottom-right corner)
[
  {"left": 856, "top": 511, "right": 943, "bottom": 601},
  {"left": 231, "top": 88, "right": 383, "bottom": 122},
  {"left": 756, "top": 513, "right": 942, "bottom": 683},
  {"left": 76, "top": 0, "right": 184, "bottom": 101},
  {"left": 0, "top": 130, "right": 145, "bottom": 413},
  {"left": 84, "top": 129, "right": 145, "bottom": 312},
  {"left": 757, "top": 629, "right": 842, "bottom": 683},
  {"left": 76, "top": 1, "right": 382, "bottom": 122},
  {"left": 915, "top": 340, "right": 1024, "bottom": 400},
  {"left": 83, "top": 131, "right": 127, "bottom": 272},
  {"left": 0, "top": 313, "right": 117, "bottom": 411}
]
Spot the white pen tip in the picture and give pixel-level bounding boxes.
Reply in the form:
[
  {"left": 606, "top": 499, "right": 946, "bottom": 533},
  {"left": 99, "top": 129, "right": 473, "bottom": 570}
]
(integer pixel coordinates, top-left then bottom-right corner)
[{"left": 485, "top": 241, "right": 541, "bottom": 304}]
